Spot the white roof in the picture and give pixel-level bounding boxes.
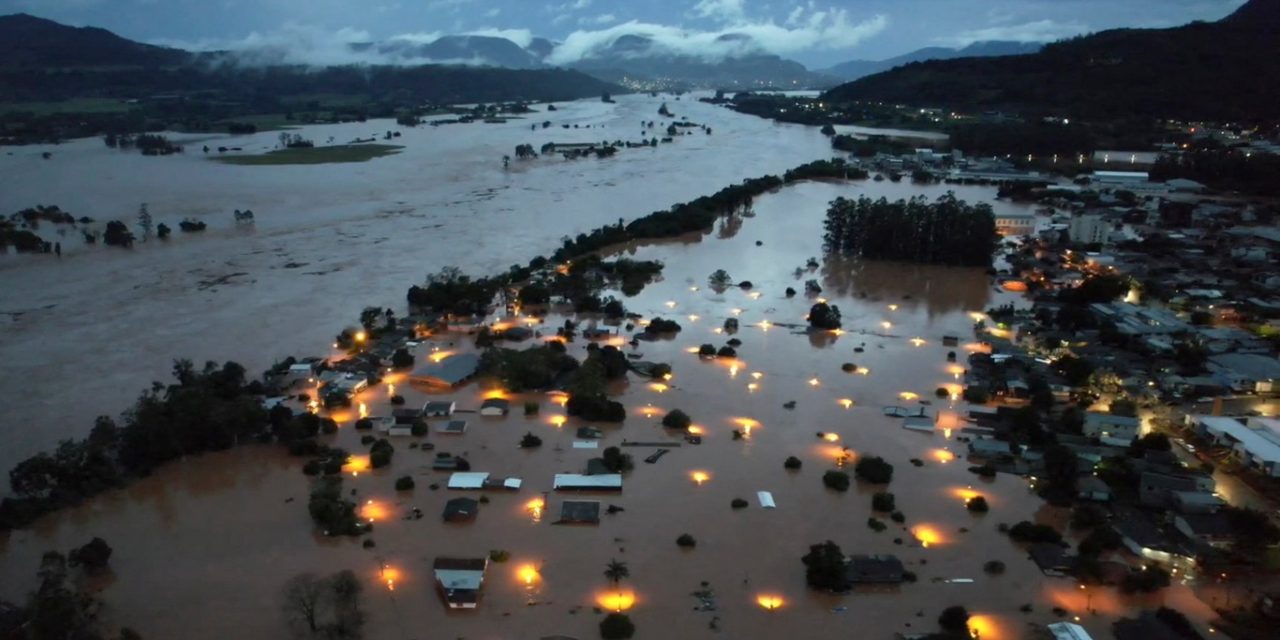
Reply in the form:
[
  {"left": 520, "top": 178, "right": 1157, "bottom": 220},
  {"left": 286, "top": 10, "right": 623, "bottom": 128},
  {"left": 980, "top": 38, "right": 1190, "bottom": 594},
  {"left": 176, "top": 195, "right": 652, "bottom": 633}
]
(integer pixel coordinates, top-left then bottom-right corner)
[
  {"left": 553, "top": 474, "right": 623, "bottom": 489},
  {"left": 1047, "top": 622, "right": 1093, "bottom": 640},
  {"left": 757, "top": 491, "right": 776, "bottom": 508},
  {"left": 572, "top": 441, "right": 600, "bottom": 449},
  {"left": 448, "top": 472, "right": 490, "bottom": 489},
  {"left": 503, "top": 478, "right": 523, "bottom": 489},
  {"left": 288, "top": 363, "right": 313, "bottom": 372},
  {"left": 1197, "top": 416, "right": 1280, "bottom": 463}
]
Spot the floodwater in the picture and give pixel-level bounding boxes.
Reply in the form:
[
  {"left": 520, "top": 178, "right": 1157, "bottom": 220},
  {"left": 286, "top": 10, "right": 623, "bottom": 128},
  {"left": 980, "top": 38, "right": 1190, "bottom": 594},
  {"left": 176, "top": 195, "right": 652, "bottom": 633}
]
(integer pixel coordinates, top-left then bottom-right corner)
[
  {"left": 0, "top": 92, "right": 837, "bottom": 475},
  {"left": 0, "top": 97, "right": 1220, "bottom": 640}
]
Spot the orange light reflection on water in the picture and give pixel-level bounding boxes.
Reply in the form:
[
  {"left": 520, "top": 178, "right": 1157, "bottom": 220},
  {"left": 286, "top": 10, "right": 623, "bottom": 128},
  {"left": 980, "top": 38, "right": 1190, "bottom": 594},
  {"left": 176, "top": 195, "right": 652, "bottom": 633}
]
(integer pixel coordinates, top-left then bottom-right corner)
[{"left": 596, "top": 591, "right": 636, "bottom": 612}]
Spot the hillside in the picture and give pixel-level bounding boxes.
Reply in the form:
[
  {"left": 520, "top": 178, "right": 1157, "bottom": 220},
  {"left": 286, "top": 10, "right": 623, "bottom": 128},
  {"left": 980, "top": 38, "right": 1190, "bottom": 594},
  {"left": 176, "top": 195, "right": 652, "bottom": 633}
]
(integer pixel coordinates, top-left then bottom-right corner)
[
  {"left": 822, "top": 0, "right": 1280, "bottom": 122},
  {"left": 821, "top": 41, "right": 1042, "bottom": 82},
  {"left": 0, "top": 13, "right": 189, "bottom": 68}
]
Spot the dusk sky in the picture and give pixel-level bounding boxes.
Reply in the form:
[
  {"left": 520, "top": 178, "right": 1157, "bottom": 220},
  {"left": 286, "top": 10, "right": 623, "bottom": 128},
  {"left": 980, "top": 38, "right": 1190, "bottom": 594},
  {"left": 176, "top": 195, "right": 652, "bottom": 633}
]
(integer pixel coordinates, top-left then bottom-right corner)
[{"left": 2, "top": 0, "right": 1249, "bottom": 66}]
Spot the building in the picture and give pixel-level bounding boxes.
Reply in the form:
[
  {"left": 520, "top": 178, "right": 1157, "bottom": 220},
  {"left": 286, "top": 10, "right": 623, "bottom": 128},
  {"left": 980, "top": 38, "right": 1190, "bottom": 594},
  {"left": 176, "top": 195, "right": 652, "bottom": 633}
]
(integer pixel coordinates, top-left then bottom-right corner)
[
  {"left": 1029, "top": 543, "right": 1074, "bottom": 576},
  {"left": 967, "top": 438, "right": 1020, "bottom": 458},
  {"left": 995, "top": 211, "right": 1037, "bottom": 237},
  {"left": 423, "top": 401, "right": 456, "bottom": 417},
  {"left": 1192, "top": 415, "right": 1280, "bottom": 477},
  {"left": 557, "top": 500, "right": 601, "bottom": 524},
  {"left": 436, "top": 420, "right": 468, "bottom": 435},
  {"left": 844, "top": 554, "right": 904, "bottom": 584},
  {"left": 1047, "top": 621, "right": 1094, "bottom": 640},
  {"left": 410, "top": 352, "right": 481, "bottom": 388},
  {"left": 553, "top": 474, "right": 623, "bottom": 492},
  {"left": 479, "top": 398, "right": 510, "bottom": 416},
  {"left": 446, "top": 472, "right": 522, "bottom": 490},
  {"left": 432, "top": 557, "right": 488, "bottom": 609},
  {"left": 1082, "top": 412, "right": 1139, "bottom": 441},
  {"left": 1140, "top": 471, "right": 1213, "bottom": 508},
  {"left": 1092, "top": 170, "right": 1149, "bottom": 185},
  {"left": 1068, "top": 214, "right": 1110, "bottom": 245},
  {"left": 1207, "top": 353, "right": 1280, "bottom": 393},
  {"left": 1077, "top": 476, "right": 1112, "bottom": 502},
  {"left": 1173, "top": 513, "right": 1234, "bottom": 548},
  {"left": 442, "top": 497, "right": 479, "bottom": 522},
  {"left": 1169, "top": 490, "right": 1224, "bottom": 514}
]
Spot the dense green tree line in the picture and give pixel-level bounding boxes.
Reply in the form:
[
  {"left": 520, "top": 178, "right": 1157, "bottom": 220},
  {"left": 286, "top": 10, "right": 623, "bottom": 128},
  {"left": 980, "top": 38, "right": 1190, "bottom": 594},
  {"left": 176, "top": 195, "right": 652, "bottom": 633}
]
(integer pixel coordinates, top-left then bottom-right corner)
[
  {"left": 822, "top": 193, "right": 997, "bottom": 266},
  {"left": 1151, "top": 149, "right": 1280, "bottom": 196},
  {"left": 1, "top": 360, "right": 271, "bottom": 529}
]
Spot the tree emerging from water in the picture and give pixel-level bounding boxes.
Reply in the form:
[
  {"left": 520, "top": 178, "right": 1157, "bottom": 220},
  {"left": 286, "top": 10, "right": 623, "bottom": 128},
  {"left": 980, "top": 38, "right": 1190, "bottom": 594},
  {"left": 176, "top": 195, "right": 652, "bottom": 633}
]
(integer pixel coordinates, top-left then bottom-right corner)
[{"left": 822, "top": 193, "right": 997, "bottom": 267}]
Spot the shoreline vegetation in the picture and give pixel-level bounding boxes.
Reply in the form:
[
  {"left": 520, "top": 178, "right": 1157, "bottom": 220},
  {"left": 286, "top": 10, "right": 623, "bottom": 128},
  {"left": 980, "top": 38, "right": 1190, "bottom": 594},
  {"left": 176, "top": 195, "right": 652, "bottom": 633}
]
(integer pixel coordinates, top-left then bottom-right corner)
[
  {"left": 212, "top": 143, "right": 405, "bottom": 166},
  {"left": 0, "top": 157, "right": 876, "bottom": 532}
]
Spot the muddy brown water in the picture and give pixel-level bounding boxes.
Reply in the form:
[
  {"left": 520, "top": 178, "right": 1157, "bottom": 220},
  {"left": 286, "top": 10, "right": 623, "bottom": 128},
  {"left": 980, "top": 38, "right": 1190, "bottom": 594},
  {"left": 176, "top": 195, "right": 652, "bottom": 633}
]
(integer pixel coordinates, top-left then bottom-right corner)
[{"left": 0, "top": 100, "right": 1224, "bottom": 639}]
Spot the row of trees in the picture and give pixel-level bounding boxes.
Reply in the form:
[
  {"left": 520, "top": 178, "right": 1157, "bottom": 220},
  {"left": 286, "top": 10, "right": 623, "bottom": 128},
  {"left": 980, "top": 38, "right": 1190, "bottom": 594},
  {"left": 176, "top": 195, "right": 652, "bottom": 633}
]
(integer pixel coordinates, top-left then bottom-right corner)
[
  {"left": 2, "top": 360, "right": 270, "bottom": 529},
  {"left": 822, "top": 193, "right": 998, "bottom": 266}
]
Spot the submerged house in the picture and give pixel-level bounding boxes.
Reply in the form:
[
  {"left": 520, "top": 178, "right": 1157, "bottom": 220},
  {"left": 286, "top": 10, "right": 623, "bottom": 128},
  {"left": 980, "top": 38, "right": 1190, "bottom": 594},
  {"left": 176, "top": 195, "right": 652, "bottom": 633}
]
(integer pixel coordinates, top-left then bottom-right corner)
[
  {"left": 557, "top": 500, "right": 601, "bottom": 524},
  {"left": 411, "top": 353, "right": 481, "bottom": 388},
  {"left": 553, "top": 473, "right": 623, "bottom": 492},
  {"left": 845, "top": 554, "right": 904, "bottom": 584},
  {"left": 442, "top": 497, "right": 479, "bottom": 522},
  {"left": 432, "top": 557, "right": 488, "bottom": 609},
  {"left": 479, "top": 398, "right": 510, "bottom": 416}
]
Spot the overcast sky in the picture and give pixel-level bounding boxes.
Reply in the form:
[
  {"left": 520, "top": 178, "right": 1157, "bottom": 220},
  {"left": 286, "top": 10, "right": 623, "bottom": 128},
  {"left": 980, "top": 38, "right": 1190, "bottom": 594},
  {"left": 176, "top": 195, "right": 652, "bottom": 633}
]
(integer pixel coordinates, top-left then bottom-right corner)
[{"left": 2, "top": 0, "right": 1248, "bottom": 66}]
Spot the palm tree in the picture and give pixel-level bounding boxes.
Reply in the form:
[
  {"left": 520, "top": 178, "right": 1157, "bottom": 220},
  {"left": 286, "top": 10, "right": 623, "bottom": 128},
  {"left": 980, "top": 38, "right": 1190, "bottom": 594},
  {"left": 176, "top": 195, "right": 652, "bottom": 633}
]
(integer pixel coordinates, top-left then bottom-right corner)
[
  {"left": 603, "top": 558, "right": 630, "bottom": 612},
  {"left": 604, "top": 559, "right": 629, "bottom": 587}
]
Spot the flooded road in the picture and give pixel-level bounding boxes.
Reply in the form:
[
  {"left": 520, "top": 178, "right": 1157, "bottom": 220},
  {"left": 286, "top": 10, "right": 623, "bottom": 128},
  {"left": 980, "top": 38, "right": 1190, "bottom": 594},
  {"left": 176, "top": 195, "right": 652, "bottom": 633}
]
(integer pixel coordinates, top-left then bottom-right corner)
[{"left": 1, "top": 154, "right": 1217, "bottom": 640}]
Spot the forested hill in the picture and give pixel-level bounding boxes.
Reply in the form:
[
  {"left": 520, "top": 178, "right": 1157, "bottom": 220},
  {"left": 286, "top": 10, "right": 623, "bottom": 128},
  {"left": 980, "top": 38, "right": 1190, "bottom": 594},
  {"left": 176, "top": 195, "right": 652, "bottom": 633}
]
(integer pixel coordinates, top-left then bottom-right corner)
[
  {"left": 821, "top": 0, "right": 1280, "bottom": 123},
  {"left": 0, "top": 13, "right": 618, "bottom": 105},
  {"left": 0, "top": 13, "right": 190, "bottom": 68}
]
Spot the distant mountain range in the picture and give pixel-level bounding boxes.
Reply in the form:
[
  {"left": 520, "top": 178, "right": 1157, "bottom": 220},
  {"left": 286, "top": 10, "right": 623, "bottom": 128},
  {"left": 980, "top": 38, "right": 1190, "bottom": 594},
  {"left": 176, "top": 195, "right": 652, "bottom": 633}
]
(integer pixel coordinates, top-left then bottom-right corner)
[
  {"left": 823, "top": 0, "right": 1280, "bottom": 122},
  {"left": 820, "top": 41, "right": 1042, "bottom": 82},
  {"left": 0, "top": 12, "right": 187, "bottom": 68}
]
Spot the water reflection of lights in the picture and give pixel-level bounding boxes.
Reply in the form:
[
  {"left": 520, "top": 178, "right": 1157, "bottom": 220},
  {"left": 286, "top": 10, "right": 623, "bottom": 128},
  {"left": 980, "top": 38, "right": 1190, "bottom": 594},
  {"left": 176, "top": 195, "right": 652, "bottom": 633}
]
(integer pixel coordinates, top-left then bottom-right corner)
[
  {"left": 747, "top": 382, "right": 759, "bottom": 392},
  {"left": 517, "top": 564, "right": 540, "bottom": 585},
  {"left": 751, "top": 371, "right": 763, "bottom": 380},
  {"left": 549, "top": 391, "right": 570, "bottom": 406},
  {"left": 597, "top": 591, "right": 636, "bottom": 612},
  {"left": 912, "top": 525, "right": 944, "bottom": 548},
  {"left": 808, "top": 377, "right": 821, "bottom": 387},
  {"left": 550, "top": 415, "right": 567, "bottom": 427},
  {"left": 731, "top": 308, "right": 743, "bottom": 316},
  {"left": 691, "top": 471, "right": 710, "bottom": 485},
  {"left": 749, "top": 291, "right": 763, "bottom": 300},
  {"left": 343, "top": 455, "right": 370, "bottom": 476},
  {"left": 649, "top": 382, "right": 669, "bottom": 393},
  {"left": 967, "top": 614, "right": 1000, "bottom": 640},
  {"left": 380, "top": 565, "right": 402, "bottom": 591},
  {"left": 888, "top": 304, "right": 898, "bottom": 311},
  {"left": 525, "top": 497, "right": 544, "bottom": 523},
  {"left": 950, "top": 486, "right": 981, "bottom": 501},
  {"left": 729, "top": 364, "right": 739, "bottom": 378},
  {"left": 483, "top": 389, "right": 509, "bottom": 400},
  {"left": 933, "top": 449, "right": 956, "bottom": 463},
  {"left": 686, "top": 346, "right": 702, "bottom": 354},
  {"left": 758, "top": 320, "right": 772, "bottom": 331},
  {"left": 756, "top": 594, "right": 784, "bottom": 610},
  {"left": 688, "top": 314, "right": 700, "bottom": 322},
  {"left": 823, "top": 433, "right": 840, "bottom": 442},
  {"left": 688, "top": 425, "right": 704, "bottom": 435},
  {"left": 665, "top": 301, "right": 676, "bottom": 308},
  {"left": 910, "top": 337, "right": 926, "bottom": 347},
  {"left": 429, "top": 350, "right": 454, "bottom": 363},
  {"left": 361, "top": 500, "right": 390, "bottom": 522},
  {"left": 899, "top": 391, "right": 919, "bottom": 400},
  {"left": 838, "top": 398, "right": 854, "bottom": 409},
  {"left": 881, "top": 321, "right": 892, "bottom": 330}
]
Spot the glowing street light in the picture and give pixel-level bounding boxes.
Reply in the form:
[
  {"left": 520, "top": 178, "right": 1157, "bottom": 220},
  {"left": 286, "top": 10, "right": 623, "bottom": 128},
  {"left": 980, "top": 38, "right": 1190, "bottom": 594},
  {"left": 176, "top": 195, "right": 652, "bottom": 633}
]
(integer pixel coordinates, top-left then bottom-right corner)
[
  {"left": 838, "top": 398, "right": 854, "bottom": 409},
  {"left": 691, "top": 471, "right": 710, "bottom": 485}
]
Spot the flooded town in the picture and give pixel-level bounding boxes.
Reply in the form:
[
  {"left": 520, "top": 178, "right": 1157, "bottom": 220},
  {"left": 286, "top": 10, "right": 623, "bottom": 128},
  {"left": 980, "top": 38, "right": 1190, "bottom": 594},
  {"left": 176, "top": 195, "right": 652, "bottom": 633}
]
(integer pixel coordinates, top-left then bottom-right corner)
[{"left": 2, "top": 3, "right": 1279, "bottom": 640}]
